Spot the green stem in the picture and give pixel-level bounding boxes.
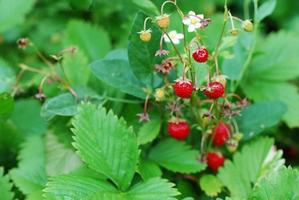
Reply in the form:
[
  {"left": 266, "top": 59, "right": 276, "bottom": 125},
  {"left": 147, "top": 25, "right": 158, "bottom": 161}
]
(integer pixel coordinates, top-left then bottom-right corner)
[
  {"left": 234, "top": 0, "right": 259, "bottom": 91},
  {"left": 164, "top": 32, "right": 185, "bottom": 65},
  {"left": 212, "top": 5, "right": 228, "bottom": 75}
]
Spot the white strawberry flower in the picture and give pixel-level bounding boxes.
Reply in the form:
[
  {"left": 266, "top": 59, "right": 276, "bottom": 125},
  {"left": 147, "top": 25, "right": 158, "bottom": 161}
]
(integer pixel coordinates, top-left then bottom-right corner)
[
  {"left": 163, "top": 30, "right": 184, "bottom": 44},
  {"left": 183, "top": 11, "right": 204, "bottom": 32}
]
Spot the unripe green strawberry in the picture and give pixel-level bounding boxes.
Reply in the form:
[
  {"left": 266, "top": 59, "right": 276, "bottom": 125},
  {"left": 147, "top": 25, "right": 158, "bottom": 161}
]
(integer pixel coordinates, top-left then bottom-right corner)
[
  {"left": 242, "top": 20, "right": 253, "bottom": 32},
  {"left": 156, "top": 14, "right": 170, "bottom": 29},
  {"left": 139, "top": 30, "right": 152, "bottom": 42}
]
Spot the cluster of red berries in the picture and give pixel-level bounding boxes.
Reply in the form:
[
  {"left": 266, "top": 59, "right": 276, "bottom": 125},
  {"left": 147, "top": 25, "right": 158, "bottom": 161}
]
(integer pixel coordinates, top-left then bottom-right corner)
[
  {"left": 173, "top": 47, "right": 225, "bottom": 100},
  {"left": 206, "top": 122, "right": 230, "bottom": 172}
]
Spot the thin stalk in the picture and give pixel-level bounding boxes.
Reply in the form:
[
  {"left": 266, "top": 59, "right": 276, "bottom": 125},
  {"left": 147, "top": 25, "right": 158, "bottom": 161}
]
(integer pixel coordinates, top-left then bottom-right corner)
[
  {"left": 234, "top": 0, "right": 259, "bottom": 91},
  {"left": 164, "top": 32, "right": 184, "bottom": 65}
]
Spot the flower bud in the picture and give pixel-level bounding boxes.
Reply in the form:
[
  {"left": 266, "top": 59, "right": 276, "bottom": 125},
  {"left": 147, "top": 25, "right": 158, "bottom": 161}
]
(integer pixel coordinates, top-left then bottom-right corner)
[
  {"left": 139, "top": 30, "right": 152, "bottom": 42},
  {"left": 156, "top": 14, "right": 170, "bottom": 29},
  {"left": 242, "top": 20, "right": 253, "bottom": 32}
]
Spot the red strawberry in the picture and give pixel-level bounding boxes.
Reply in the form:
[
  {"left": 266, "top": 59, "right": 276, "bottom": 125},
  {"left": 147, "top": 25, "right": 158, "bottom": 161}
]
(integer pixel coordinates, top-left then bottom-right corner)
[
  {"left": 173, "top": 79, "right": 193, "bottom": 99},
  {"left": 212, "top": 122, "right": 230, "bottom": 146},
  {"left": 204, "top": 82, "right": 224, "bottom": 99},
  {"left": 207, "top": 152, "right": 225, "bottom": 172},
  {"left": 168, "top": 121, "right": 190, "bottom": 140},
  {"left": 192, "top": 47, "right": 209, "bottom": 63}
]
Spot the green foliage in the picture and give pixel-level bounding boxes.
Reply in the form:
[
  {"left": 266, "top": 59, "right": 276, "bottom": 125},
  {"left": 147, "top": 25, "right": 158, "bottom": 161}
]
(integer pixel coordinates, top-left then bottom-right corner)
[
  {"left": 128, "top": 12, "right": 162, "bottom": 87},
  {"left": 44, "top": 175, "right": 118, "bottom": 200},
  {"left": 235, "top": 101, "right": 287, "bottom": 140},
  {"left": 149, "top": 138, "right": 206, "bottom": 173},
  {"left": 137, "top": 119, "right": 161, "bottom": 145},
  {"left": 0, "top": 0, "right": 298, "bottom": 199},
  {"left": 249, "top": 167, "right": 299, "bottom": 200},
  {"left": 10, "top": 136, "right": 47, "bottom": 195},
  {"left": 45, "top": 133, "right": 82, "bottom": 176},
  {"left": 64, "top": 20, "right": 111, "bottom": 61},
  {"left": 0, "top": 93, "right": 14, "bottom": 119},
  {"left": 132, "top": 0, "right": 159, "bottom": 15},
  {"left": 62, "top": 49, "right": 90, "bottom": 86},
  {"left": 138, "top": 158, "right": 162, "bottom": 180},
  {"left": 0, "top": 167, "right": 14, "bottom": 200},
  {"left": 241, "top": 31, "right": 299, "bottom": 127},
  {"left": 72, "top": 103, "right": 139, "bottom": 190},
  {"left": 199, "top": 174, "right": 223, "bottom": 197},
  {"left": 125, "top": 177, "right": 180, "bottom": 200},
  {"left": 0, "top": 59, "right": 15, "bottom": 93},
  {"left": 218, "top": 137, "right": 284, "bottom": 200},
  {"left": 10, "top": 99, "right": 47, "bottom": 136},
  {"left": 41, "top": 93, "right": 77, "bottom": 120},
  {"left": 90, "top": 58, "right": 146, "bottom": 99},
  {"left": 0, "top": 0, "right": 36, "bottom": 32},
  {"left": 256, "top": 0, "right": 277, "bottom": 22},
  {"left": 45, "top": 171, "right": 179, "bottom": 200}
]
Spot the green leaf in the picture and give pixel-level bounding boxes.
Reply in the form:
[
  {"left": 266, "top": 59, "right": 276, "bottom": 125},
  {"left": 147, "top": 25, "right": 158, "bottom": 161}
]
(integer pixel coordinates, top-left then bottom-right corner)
[
  {"left": 0, "top": 0, "right": 36, "bottom": 32},
  {"left": 138, "top": 159, "right": 162, "bottom": 180},
  {"left": 235, "top": 101, "right": 287, "bottom": 140},
  {"left": 256, "top": 0, "right": 277, "bottom": 22},
  {"left": 0, "top": 93, "right": 14, "bottom": 118},
  {"left": 89, "top": 178, "right": 180, "bottom": 200},
  {"left": 62, "top": 49, "right": 90, "bottom": 86},
  {"left": 249, "top": 167, "right": 299, "bottom": 200},
  {"left": 137, "top": 119, "right": 161, "bottom": 145},
  {"left": 217, "top": 137, "right": 283, "bottom": 200},
  {"left": 68, "top": 0, "right": 92, "bottom": 10},
  {"left": 26, "top": 190, "right": 44, "bottom": 200},
  {"left": 10, "top": 99, "right": 47, "bottom": 136},
  {"left": 222, "top": 32, "right": 253, "bottom": 80},
  {"left": 131, "top": 0, "right": 159, "bottom": 15},
  {"left": 128, "top": 12, "right": 162, "bottom": 87},
  {"left": 241, "top": 31, "right": 299, "bottom": 128},
  {"left": 64, "top": 20, "right": 111, "bottom": 61},
  {"left": 0, "top": 167, "right": 14, "bottom": 200},
  {"left": 0, "top": 59, "right": 15, "bottom": 93},
  {"left": 41, "top": 93, "right": 77, "bottom": 120},
  {"left": 90, "top": 59, "right": 146, "bottom": 99},
  {"left": 10, "top": 136, "right": 47, "bottom": 195},
  {"left": 72, "top": 103, "right": 139, "bottom": 190},
  {"left": 45, "top": 133, "right": 83, "bottom": 176},
  {"left": 149, "top": 138, "right": 206, "bottom": 173},
  {"left": 44, "top": 174, "right": 118, "bottom": 200},
  {"left": 126, "top": 178, "right": 180, "bottom": 200},
  {"left": 199, "top": 174, "right": 223, "bottom": 197}
]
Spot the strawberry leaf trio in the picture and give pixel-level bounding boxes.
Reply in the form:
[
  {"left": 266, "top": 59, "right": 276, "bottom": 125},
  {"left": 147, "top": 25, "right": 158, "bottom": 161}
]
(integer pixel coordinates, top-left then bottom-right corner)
[{"left": 137, "top": 1, "right": 252, "bottom": 172}]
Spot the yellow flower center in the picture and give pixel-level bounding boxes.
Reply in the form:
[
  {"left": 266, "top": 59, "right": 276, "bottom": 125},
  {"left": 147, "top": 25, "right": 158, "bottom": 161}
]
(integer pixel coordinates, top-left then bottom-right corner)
[{"left": 191, "top": 18, "right": 198, "bottom": 25}]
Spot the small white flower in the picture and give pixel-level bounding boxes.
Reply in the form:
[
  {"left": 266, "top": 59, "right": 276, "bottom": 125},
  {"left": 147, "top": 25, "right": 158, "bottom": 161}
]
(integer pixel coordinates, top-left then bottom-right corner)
[
  {"left": 163, "top": 30, "right": 184, "bottom": 44},
  {"left": 183, "top": 11, "right": 204, "bottom": 32}
]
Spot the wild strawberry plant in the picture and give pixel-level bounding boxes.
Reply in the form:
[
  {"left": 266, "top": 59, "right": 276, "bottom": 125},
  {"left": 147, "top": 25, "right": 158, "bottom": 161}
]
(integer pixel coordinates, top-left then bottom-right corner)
[{"left": 0, "top": 0, "right": 299, "bottom": 200}]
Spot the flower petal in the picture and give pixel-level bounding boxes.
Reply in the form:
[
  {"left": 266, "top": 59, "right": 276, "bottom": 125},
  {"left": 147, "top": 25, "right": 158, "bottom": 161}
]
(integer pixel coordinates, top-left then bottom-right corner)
[
  {"left": 176, "top": 33, "right": 184, "bottom": 39},
  {"left": 188, "top": 11, "right": 196, "bottom": 16},
  {"left": 172, "top": 38, "right": 180, "bottom": 44},
  {"left": 182, "top": 17, "right": 191, "bottom": 25},
  {"left": 197, "top": 14, "right": 204, "bottom": 19},
  {"left": 188, "top": 25, "right": 196, "bottom": 32}
]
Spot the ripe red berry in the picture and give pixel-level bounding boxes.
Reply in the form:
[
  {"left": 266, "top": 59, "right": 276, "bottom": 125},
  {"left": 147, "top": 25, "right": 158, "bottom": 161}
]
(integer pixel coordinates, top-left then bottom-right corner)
[
  {"left": 168, "top": 121, "right": 190, "bottom": 140},
  {"left": 212, "top": 122, "right": 230, "bottom": 146},
  {"left": 207, "top": 152, "right": 225, "bottom": 172},
  {"left": 192, "top": 47, "right": 209, "bottom": 63},
  {"left": 204, "top": 82, "right": 225, "bottom": 99},
  {"left": 173, "top": 79, "right": 193, "bottom": 99}
]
